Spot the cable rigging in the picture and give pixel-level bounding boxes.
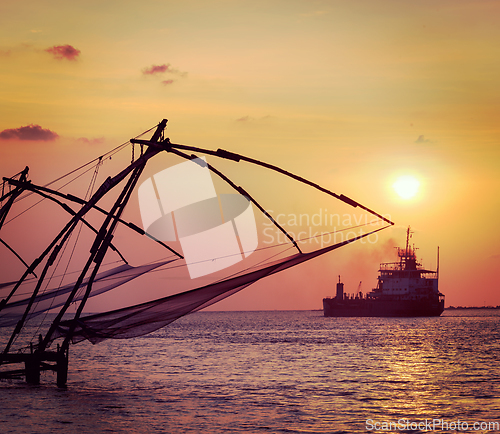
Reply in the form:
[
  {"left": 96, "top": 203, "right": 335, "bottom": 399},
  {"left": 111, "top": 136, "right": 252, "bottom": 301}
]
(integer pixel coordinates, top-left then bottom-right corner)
[{"left": 0, "top": 119, "right": 394, "bottom": 386}]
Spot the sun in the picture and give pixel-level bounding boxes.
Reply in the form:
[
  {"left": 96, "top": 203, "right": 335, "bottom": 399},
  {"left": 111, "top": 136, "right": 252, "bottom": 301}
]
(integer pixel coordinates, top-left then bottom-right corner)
[{"left": 393, "top": 175, "right": 420, "bottom": 200}]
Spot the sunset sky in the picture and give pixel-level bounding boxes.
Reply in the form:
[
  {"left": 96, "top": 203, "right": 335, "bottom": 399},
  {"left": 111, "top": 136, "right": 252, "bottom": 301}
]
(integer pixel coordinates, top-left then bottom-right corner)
[{"left": 1, "top": 0, "right": 499, "bottom": 310}]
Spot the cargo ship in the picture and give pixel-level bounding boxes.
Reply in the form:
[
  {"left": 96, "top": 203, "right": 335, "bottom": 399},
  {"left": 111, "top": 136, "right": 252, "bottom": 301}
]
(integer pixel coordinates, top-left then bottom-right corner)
[{"left": 323, "top": 228, "right": 444, "bottom": 317}]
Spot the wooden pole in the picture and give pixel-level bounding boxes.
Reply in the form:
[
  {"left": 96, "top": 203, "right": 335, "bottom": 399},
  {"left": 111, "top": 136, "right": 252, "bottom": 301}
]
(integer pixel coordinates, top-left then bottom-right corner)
[
  {"left": 24, "top": 343, "right": 40, "bottom": 385},
  {"left": 56, "top": 345, "right": 68, "bottom": 388}
]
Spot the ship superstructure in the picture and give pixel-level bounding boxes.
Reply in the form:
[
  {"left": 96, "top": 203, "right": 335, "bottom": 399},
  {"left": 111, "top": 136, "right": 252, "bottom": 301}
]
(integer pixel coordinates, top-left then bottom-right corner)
[{"left": 323, "top": 227, "right": 444, "bottom": 317}]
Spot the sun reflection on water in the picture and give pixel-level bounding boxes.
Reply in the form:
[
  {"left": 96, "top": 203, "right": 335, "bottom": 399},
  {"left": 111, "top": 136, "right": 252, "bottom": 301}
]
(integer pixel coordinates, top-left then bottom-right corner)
[{"left": 1, "top": 310, "right": 499, "bottom": 433}]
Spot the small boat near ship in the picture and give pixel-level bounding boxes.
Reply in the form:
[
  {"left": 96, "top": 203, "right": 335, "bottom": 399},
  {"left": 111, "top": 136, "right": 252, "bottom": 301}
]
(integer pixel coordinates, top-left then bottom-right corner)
[{"left": 323, "top": 227, "right": 444, "bottom": 317}]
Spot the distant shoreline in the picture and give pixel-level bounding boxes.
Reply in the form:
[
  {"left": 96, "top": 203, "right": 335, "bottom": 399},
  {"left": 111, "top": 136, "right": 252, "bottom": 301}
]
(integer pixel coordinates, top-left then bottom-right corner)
[{"left": 445, "top": 306, "right": 500, "bottom": 310}]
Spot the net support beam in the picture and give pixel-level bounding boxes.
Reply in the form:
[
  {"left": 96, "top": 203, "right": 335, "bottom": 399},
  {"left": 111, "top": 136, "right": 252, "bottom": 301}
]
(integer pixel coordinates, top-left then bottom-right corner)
[{"left": 130, "top": 138, "right": 394, "bottom": 226}]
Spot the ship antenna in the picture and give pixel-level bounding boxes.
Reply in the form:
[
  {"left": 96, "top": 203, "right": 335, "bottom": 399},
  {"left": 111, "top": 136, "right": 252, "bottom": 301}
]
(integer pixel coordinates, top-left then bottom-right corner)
[
  {"left": 437, "top": 246, "right": 440, "bottom": 280},
  {"left": 405, "top": 226, "right": 411, "bottom": 256}
]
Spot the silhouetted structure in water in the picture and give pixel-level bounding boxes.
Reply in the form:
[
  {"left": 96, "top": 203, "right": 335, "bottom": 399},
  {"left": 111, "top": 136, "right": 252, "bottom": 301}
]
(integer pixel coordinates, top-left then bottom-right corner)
[{"left": 1, "top": 119, "right": 393, "bottom": 386}]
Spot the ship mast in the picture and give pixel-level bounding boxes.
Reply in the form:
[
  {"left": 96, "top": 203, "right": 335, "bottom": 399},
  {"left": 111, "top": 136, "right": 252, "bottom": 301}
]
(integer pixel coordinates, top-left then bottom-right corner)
[
  {"left": 405, "top": 226, "right": 411, "bottom": 256},
  {"left": 437, "top": 246, "right": 440, "bottom": 280}
]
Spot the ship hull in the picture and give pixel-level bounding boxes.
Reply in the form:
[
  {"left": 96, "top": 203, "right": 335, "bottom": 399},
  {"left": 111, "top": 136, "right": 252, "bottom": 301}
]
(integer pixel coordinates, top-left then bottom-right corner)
[{"left": 323, "top": 298, "right": 445, "bottom": 317}]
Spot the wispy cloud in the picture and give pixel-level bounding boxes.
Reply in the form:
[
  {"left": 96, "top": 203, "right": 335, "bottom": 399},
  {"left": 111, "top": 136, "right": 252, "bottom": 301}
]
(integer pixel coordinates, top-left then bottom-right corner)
[
  {"left": 45, "top": 44, "right": 81, "bottom": 61},
  {"left": 76, "top": 137, "right": 105, "bottom": 145},
  {"left": 142, "top": 63, "right": 187, "bottom": 77},
  {"left": 161, "top": 80, "right": 174, "bottom": 85},
  {"left": 143, "top": 64, "right": 169, "bottom": 75},
  {"left": 235, "top": 115, "right": 272, "bottom": 122},
  {"left": 0, "top": 124, "right": 59, "bottom": 141},
  {"left": 415, "top": 135, "right": 432, "bottom": 144},
  {"left": 0, "top": 43, "right": 34, "bottom": 57}
]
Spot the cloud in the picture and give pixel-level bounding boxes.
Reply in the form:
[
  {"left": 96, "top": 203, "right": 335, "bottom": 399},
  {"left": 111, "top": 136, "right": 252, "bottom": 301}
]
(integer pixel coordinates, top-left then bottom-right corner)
[
  {"left": 0, "top": 43, "right": 36, "bottom": 58},
  {"left": 415, "top": 135, "right": 432, "bottom": 144},
  {"left": 142, "top": 63, "right": 187, "bottom": 76},
  {"left": 143, "top": 64, "right": 169, "bottom": 75},
  {"left": 76, "top": 137, "right": 105, "bottom": 145},
  {"left": 0, "top": 124, "right": 59, "bottom": 141},
  {"left": 235, "top": 115, "right": 272, "bottom": 122},
  {"left": 161, "top": 79, "right": 174, "bottom": 85},
  {"left": 45, "top": 44, "right": 80, "bottom": 61}
]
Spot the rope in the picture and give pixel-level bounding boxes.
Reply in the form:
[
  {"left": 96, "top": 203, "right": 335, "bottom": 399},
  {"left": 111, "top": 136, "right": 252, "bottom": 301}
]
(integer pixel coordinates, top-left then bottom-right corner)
[
  {"left": 71, "top": 161, "right": 102, "bottom": 305},
  {"left": 3, "top": 161, "right": 100, "bottom": 225},
  {"left": 137, "top": 220, "right": 387, "bottom": 279},
  {"left": 2, "top": 122, "right": 160, "bottom": 226},
  {"left": 7, "top": 122, "right": 160, "bottom": 207},
  {"left": 28, "top": 160, "right": 103, "bottom": 343}
]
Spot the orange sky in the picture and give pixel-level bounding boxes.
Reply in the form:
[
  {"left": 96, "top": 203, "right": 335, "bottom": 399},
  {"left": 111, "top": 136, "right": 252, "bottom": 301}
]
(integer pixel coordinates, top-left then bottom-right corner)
[{"left": 1, "top": 0, "right": 499, "bottom": 309}]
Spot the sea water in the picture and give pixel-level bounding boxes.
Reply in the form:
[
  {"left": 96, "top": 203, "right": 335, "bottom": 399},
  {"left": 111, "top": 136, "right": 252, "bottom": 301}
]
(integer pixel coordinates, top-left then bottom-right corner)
[{"left": 1, "top": 310, "right": 499, "bottom": 433}]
